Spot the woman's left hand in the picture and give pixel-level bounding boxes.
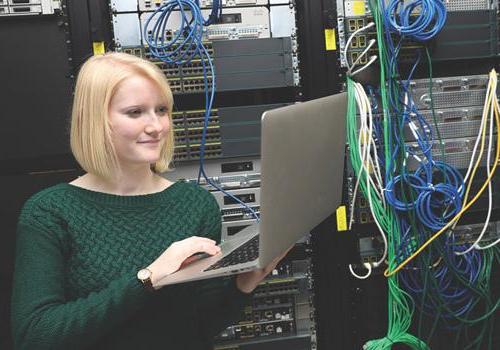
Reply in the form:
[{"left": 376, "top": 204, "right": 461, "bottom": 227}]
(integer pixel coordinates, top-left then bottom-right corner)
[{"left": 235, "top": 246, "right": 293, "bottom": 294}]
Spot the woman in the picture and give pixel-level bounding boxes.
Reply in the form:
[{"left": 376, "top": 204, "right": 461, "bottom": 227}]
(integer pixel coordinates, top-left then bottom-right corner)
[{"left": 11, "top": 52, "right": 286, "bottom": 349}]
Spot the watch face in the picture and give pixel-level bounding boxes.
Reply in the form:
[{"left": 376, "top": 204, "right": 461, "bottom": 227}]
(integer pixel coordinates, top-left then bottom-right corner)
[{"left": 137, "top": 269, "right": 151, "bottom": 280}]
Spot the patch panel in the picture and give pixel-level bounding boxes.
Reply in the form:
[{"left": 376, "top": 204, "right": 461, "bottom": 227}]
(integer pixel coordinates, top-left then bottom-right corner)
[
  {"left": 175, "top": 142, "right": 222, "bottom": 161},
  {"left": 173, "top": 109, "right": 219, "bottom": 129},
  {"left": 181, "top": 75, "right": 214, "bottom": 93},
  {"left": 180, "top": 59, "right": 212, "bottom": 77},
  {"left": 154, "top": 62, "right": 180, "bottom": 78},
  {"left": 120, "top": 47, "right": 215, "bottom": 84},
  {"left": 166, "top": 78, "right": 182, "bottom": 93},
  {"left": 175, "top": 126, "right": 221, "bottom": 147}
]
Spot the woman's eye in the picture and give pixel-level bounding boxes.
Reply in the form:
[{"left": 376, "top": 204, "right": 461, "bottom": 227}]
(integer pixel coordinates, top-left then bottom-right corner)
[
  {"left": 157, "top": 106, "right": 168, "bottom": 116},
  {"left": 127, "top": 110, "right": 141, "bottom": 116}
]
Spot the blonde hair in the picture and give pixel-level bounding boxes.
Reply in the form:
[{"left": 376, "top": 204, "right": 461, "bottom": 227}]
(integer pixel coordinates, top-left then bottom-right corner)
[{"left": 70, "top": 52, "right": 174, "bottom": 180}]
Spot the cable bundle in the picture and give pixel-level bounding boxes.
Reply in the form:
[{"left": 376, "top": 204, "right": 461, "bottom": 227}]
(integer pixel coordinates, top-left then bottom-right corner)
[
  {"left": 143, "top": 1, "right": 259, "bottom": 220},
  {"left": 347, "top": 0, "right": 499, "bottom": 349},
  {"left": 385, "top": 0, "right": 447, "bottom": 41}
]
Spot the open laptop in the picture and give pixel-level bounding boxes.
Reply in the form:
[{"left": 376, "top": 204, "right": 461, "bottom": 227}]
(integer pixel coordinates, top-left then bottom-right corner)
[{"left": 159, "top": 93, "right": 347, "bottom": 285}]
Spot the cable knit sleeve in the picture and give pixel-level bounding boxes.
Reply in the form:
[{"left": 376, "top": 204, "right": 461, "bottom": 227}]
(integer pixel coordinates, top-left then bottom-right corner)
[
  {"left": 11, "top": 198, "right": 151, "bottom": 350},
  {"left": 193, "top": 188, "right": 253, "bottom": 342}
]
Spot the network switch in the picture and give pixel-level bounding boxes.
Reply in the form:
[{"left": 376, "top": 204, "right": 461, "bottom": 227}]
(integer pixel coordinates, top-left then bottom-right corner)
[
  {"left": 406, "top": 136, "right": 493, "bottom": 171},
  {"left": 140, "top": 7, "right": 270, "bottom": 42},
  {"left": 450, "top": 222, "right": 500, "bottom": 246}
]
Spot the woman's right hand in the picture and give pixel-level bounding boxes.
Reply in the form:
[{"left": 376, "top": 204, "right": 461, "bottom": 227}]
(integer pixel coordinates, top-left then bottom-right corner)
[{"left": 147, "top": 236, "right": 221, "bottom": 289}]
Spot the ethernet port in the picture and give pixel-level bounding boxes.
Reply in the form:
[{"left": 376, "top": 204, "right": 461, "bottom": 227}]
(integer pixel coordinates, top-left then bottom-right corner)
[
  {"left": 357, "top": 18, "right": 365, "bottom": 29},
  {"left": 265, "top": 325, "right": 275, "bottom": 333},
  {"left": 358, "top": 35, "right": 366, "bottom": 48},
  {"left": 348, "top": 19, "right": 356, "bottom": 32},
  {"left": 360, "top": 211, "right": 368, "bottom": 223},
  {"left": 350, "top": 52, "right": 359, "bottom": 64},
  {"left": 351, "top": 37, "right": 358, "bottom": 48},
  {"left": 359, "top": 197, "right": 367, "bottom": 208},
  {"left": 359, "top": 54, "right": 368, "bottom": 64}
]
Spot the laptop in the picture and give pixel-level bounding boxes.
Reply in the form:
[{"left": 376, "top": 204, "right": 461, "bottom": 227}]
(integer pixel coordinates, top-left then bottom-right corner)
[{"left": 158, "top": 92, "right": 347, "bottom": 286}]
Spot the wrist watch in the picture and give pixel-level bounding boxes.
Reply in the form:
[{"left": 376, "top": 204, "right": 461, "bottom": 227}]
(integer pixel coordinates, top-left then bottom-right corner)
[{"left": 137, "top": 268, "right": 155, "bottom": 292}]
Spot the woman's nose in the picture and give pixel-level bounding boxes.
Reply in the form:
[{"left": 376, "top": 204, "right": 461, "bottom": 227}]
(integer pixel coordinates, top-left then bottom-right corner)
[{"left": 144, "top": 114, "right": 164, "bottom": 135}]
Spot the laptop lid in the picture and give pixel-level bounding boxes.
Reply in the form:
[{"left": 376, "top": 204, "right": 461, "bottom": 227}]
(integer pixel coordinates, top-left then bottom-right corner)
[{"left": 258, "top": 93, "right": 347, "bottom": 266}]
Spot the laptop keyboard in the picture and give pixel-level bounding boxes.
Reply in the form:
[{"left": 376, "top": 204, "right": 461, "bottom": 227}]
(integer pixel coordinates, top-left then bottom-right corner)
[{"left": 204, "top": 235, "right": 259, "bottom": 272}]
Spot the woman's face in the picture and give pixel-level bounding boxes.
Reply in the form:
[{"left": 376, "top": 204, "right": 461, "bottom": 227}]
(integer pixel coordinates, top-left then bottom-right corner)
[{"left": 108, "top": 75, "right": 170, "bottom": 170}]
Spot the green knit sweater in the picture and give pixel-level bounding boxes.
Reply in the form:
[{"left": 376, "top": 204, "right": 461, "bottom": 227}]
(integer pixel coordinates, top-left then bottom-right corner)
[{"left": 11, "top": 181, "right": 251, "bottom": 350}]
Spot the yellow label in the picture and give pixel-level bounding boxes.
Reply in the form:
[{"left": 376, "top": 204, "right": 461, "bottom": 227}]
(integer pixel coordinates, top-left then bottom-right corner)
[
  {"left": 352, "top": 1, "right": 366, "bottom": 16},
  {"left": 336, "top": 205, "right": 348, "bottom": 231},
  {"left": 92, "top": 41, "right": 105, "bottom": 55},
  {"left": 324, "top": 29, "right": 337, "bottom": 51}
]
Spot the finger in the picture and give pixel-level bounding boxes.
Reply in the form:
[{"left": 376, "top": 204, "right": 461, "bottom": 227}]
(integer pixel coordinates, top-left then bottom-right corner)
[
  {"left": 187, "top": 236, "right": 217, "bottom": 245},
  {"left": 194, "top": 241, "right": 221, "bottom": 256}
]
